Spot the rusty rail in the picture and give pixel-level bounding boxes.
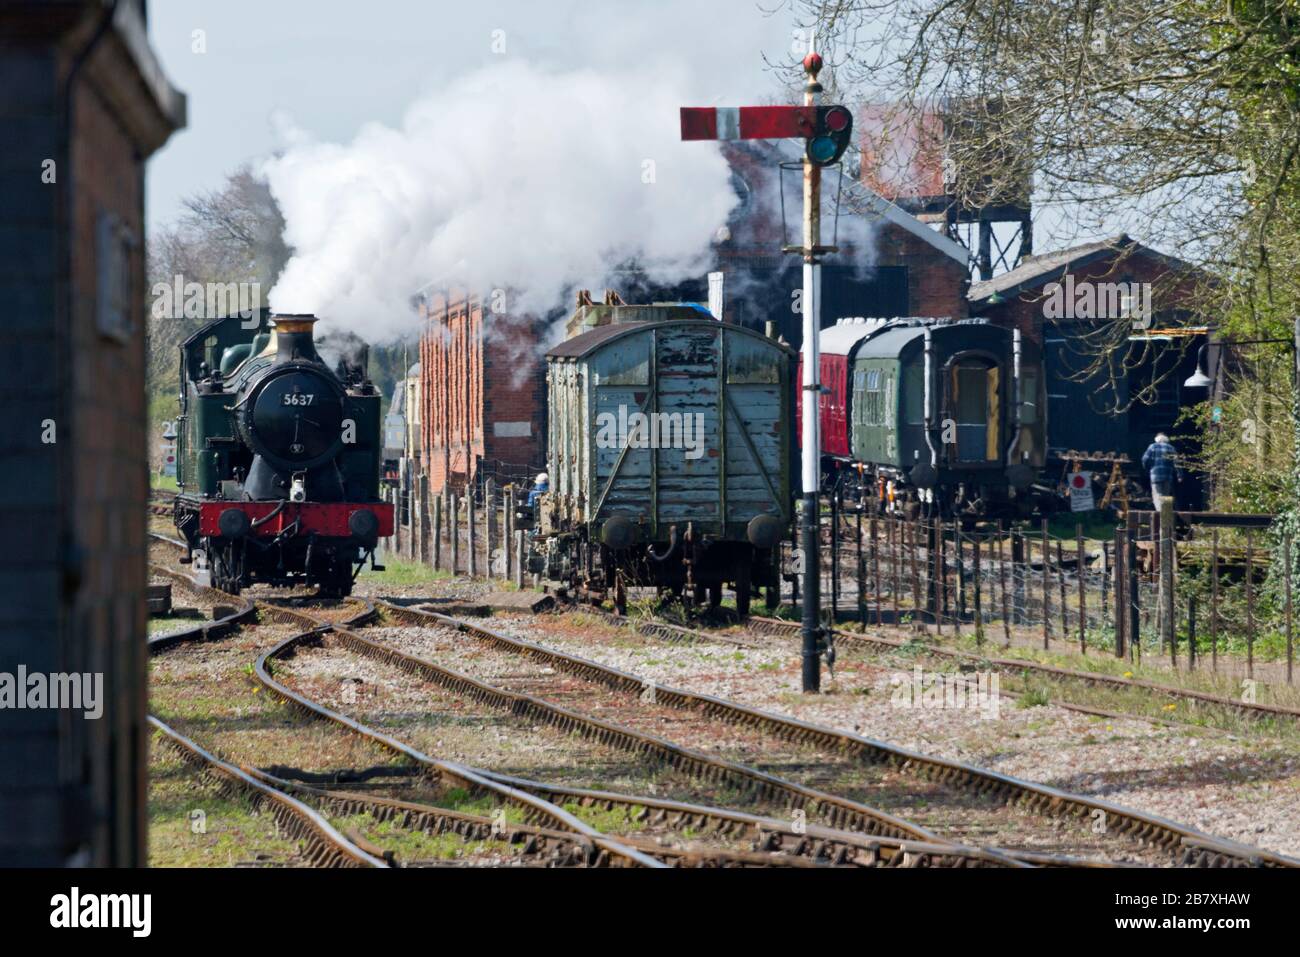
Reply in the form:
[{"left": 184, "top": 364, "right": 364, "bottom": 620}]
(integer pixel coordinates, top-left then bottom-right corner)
[
  {"left": 490, "top": 604, "right": 1298, "bottom": 868},
  {"left": 149, "top": 715, "right": 388, "bottom": 868}
]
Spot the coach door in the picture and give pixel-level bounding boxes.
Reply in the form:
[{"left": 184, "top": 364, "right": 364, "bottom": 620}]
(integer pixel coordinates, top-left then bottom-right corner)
[{"left": 951, "top": 360, "right": 999, "bottom": 463}]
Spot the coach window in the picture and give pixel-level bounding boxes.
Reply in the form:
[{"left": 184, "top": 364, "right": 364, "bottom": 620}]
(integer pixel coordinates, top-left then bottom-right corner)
[{"left": 1020, "top": 371, "right": 1039, "bottom": 424}]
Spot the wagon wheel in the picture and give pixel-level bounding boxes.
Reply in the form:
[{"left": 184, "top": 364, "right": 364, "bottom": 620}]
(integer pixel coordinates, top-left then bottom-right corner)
[
  {"left": 735, "top": 561, "right": 751, "bottom": 619},
  {"left": 692, "top": 583, "right": 707, "bottom": 608},
  {"left": 764, "top": 585, "right": 780, "bottom": 611},
  {"left": 707, "top": 582, "right": 722, "bottom": 610}
]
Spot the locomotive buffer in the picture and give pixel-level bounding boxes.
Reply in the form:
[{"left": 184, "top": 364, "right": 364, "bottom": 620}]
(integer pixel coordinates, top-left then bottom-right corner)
[{"left": 681, "top": 43, "right": 852, "bottom": 691}]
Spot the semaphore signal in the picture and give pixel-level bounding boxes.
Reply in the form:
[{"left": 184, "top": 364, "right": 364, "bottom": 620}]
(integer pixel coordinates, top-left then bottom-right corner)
[{"left": 679, "top": 41, "right": 852, "bottom": 693}]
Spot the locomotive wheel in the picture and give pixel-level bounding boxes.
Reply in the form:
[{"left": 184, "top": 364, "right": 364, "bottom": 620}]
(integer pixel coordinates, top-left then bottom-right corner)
[
  {"left": 764, "top": 585, "right": 779, "bottom": 611},
  {"left": 707, "top": 582, "right": 722, "bottom": 610},
  {"left": 613, "top": 576, "right": 627, "bottom": 616},
  {"left": 692, "top": 583, "right": 706, "bottom": 607}
]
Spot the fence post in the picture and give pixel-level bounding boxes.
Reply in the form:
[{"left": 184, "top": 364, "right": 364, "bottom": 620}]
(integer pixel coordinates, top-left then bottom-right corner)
[
  {"left": 1285, "top": 530, "right": 1294, "bottom": 684},
  {"left": 830, "top": 490, "right": 840, "bottom": 620},
  {"left": 1187, "top": 593, "right": 1196, "bottom": 669},
  {"left": 1126, "top": 510, "right": 1140, "bottom": 663},
  {"left": 1076, "top": 524, "right": 1086, "bottom": 655},
  {"left": 891, "top": 517, "right": 900, "bottom": 626},
  {"left": 1159, "top": 496, "right": 1175, "bottom": 667},
  {"left": 450, "top": 492, "right": 460, "bottom": 575},
  {"left": 1245, "top": 529, "right": 1255, "bottom": 678},
  {"left": 432, "top": 492, "right": 442, "bottom": 572},
  {"left": 503, "top": 485, "right": 514, "bottom": 584},
  {"left": 998, "top": 522, "right": 1011, "bottom": 646},
  {"left": 1211, "top": 528, "right": 1219, "bottom": 671},
  {"left": 933, "top": 520, "right": 944, "bottom": 635},
  {"left": 485, "top": 478, "right": 495, "bottom": 578},
  {"left": 872, "top": 512, "right": 882, "bottom": 627},
  {"left": 1040, "top": 519, "right": 1051, "bottom": 649},
  {"left": 908, "top": 518, "right": 922, "bottom": 627},
  {"left": 973, "top": 532, "right": 983, "bottom": 647},
  {"left": 856, "top": 496, "right": 865, "bottom": 628},
  {"left": 1056, "top": 538, "right": 1067, "bottom": 642},
  {"left": 1011, "top": 528, "right": 1026, "bottom": 627},
  {"left": 467, "top": 485, "right": 477, "bottom": 578},
  {"left": 514, "top": 529, "right": 526, "bottom": 589},
  {"left": 1112, "top": 525, "right": 1125, "bottom": 658}
]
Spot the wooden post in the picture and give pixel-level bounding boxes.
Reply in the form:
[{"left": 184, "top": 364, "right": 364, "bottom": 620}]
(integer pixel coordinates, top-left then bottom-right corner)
[
  {"left": 1210, "top": 528, "right": 1219, "bottom": 671},
  {"left": 891, "top": 517, "right": 900, "bottom": 626},
  {"left": 419, "top": 475, "right": 431, "bottom": 565},
  {"left": 1113, "top": 526, "right": 1125, "bottom": 658},
  {"left": 998, "top": 522, "right": 1011, "bottom": 647},
  {"left": 955, "top": 526, "right": 966, "bottom": 634},
  {"left": 503, "top": 485, "right": 514, "bottom": 584},
  {"left": 1076, "top": 524, "right": 1086, "bottom": 655},
  {"left": 1159, "top": 495, "right": 1175, "bottom": 667},
  {"left": 856, "top": 497, "right": 866, "bottom": 628},
  {"left": 484, "top": 478, "right": 496, "bottom": 578},
  {"left": 871, "top": 512, "right": 882, "bottom": 627},
  {"left": 473, "top": 486, "right": 483, "bottom": 574},
  {"left": 1187, "top": 593, "right": 1196, "bottom": 669},
  {"left": 908, "top": 518, "right": 922, "bottom": 626},
  {"left": 1246, "top": 530, "right": 1255, "bottom": 678},
  {"left": 1126, "top": 510, "right": 1140, "bottom": 663},
  {"left": 514, "top": 529, "right": 526, "bottom": 589},
  {"left": 1056, "top": 538, "right": 1067, "bottom": 642},
  {"left": 1285, "top": 531, "right": 1294, "bottom": 684},
  {"left": 1041, "top": 519, "right": 1051, "bottom": 649},
  {"left": 1012, "top": 528, "right": 1026, "bottom": 627},
  {"left": 933, "top": 520, "right": 944, "bottom": 635},
  {"left": 450, "top": 492, "right": 460, "bottom": 575},
  {"left": 432, "top": 493, "right": 443, "bottom": 572},
  {"left": 973, "top": 533, "right": 983, "bottom": 647},
  {"left": 830, "top": 490, "right": 841, "bottom": 620}
]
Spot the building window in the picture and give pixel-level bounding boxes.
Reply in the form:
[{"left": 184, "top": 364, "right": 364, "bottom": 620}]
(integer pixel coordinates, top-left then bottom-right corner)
[{"left": 96, "top": 211, "right": 135, "bottom": 344}]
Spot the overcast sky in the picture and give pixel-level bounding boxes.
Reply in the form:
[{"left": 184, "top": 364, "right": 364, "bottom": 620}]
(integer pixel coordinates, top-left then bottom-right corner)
[{"left": 145, "top": 0, "right": 804, "bottom": 229}]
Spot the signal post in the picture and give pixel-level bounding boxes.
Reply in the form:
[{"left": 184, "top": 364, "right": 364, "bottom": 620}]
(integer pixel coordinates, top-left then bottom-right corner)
[{"left": 680, "top": 47, "right": 852, "bottom": 692}]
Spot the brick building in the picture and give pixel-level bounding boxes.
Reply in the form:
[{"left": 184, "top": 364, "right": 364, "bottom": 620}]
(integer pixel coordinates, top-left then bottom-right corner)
[
  {"left": 414, "top": 141, "right": 971, "bottom": 495},
  {"left": 0, "top": 1, "right": 184, "bottom": 865},
  {"left": 970, "top": 234, "right": 1207, "bottom": 478},
  {"left": 417, "top": 291, "right": 547, "bottom": 492}
]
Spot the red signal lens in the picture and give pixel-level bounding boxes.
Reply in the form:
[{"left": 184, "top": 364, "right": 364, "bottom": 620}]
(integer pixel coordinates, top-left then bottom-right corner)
[{"left": 825, "top": 108, "right": 850, "bottom": 132}]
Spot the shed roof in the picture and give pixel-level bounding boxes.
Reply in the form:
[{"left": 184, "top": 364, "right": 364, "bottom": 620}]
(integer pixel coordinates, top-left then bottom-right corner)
[{"left": 546, "top": 319, "right": 796, "bottom": 361}]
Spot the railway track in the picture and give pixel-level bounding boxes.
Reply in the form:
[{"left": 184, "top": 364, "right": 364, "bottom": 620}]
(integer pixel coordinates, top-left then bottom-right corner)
[
  {"left": 150, "top": 715, "right": 388, "bottom": 868},
  {"left": 435, "top": 602, "right": 1295, "bottom": 867},
  {"left": 259, "top": 602, "right": 1014, "bottom": 867},
  {"left": 148, "top": 544, "right": 986, "bottom": 866},
  {"left": 146, "top": 531, "right": 1291, "bottom": 866},
  {"left": 738, "top": 615, "right": 1300, "bottom": 725}
]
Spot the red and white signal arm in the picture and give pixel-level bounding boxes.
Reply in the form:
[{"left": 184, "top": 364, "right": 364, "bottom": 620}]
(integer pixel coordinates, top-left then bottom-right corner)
[{"left": 1068, "top": 472, "right": 1094, "bottom": 512}]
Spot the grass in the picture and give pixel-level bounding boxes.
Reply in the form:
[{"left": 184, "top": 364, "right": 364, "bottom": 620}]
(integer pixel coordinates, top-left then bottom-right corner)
[
  {"left": 150, "top": 472, "right": 179, "bottom": 493},
  {"left": 364, "top": 556, "right": 454, "bottom": 587},
  {"left": 149, "top": 739, "right": 305, "bottom": 867}
]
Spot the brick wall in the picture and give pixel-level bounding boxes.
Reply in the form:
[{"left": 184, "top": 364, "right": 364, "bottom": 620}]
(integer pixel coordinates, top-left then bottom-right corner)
[
  {"left": 0, "top": 2, "right": 182, "bottom": 866},
  {"left": 419, "top": 293, "right": 548, "bottom": 494}
]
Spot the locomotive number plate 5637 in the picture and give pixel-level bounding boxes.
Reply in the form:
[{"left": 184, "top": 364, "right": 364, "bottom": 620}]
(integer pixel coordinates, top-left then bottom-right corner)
[{"left": 281, "top": 393, "right": 315, "bottom": 406}]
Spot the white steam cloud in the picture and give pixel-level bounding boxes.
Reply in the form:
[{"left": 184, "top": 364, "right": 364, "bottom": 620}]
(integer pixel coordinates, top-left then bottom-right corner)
[{"left": 263, "top": 60, "right": 740, "bottom": 341}]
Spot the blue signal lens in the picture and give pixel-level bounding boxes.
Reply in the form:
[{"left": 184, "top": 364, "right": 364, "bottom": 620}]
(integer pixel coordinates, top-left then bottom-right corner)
[{"left": 808, "top": 135, "right": 838, "bottom": 164}]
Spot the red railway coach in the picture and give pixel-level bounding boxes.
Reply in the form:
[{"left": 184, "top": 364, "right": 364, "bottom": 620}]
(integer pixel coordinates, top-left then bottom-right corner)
[{"left": 796, "top": 317, "right": 892, "bottom": 461}]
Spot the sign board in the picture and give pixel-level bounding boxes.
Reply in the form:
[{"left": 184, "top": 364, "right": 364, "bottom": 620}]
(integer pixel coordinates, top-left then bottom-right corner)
[{"left": 1068, "top": 471, "right": 1094, "bottom": 512}]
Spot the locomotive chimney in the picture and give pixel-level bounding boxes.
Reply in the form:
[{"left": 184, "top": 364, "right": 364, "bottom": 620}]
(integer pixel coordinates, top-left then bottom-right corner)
[{"left": 269, "top": 314, "right": 320, "bottom": 364}]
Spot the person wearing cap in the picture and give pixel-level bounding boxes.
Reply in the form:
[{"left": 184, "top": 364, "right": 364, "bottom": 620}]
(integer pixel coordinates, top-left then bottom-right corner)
[
  {"left": 1141, "top": 433, "right": 1181, "bottom": 506},
  {"left": 527, "top": 472, "right": 549, "bottom": 508}
]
